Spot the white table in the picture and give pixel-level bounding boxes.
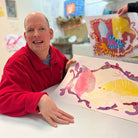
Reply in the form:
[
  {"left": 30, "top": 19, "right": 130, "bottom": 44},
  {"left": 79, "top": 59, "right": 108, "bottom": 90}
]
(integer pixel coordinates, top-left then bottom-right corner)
[{"left": 0, "top": 84, "right": 138, "bottom": 138}]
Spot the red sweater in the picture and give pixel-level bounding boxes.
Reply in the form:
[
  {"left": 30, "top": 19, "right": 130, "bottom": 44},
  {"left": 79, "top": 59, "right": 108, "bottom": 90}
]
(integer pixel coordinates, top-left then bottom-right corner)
[{"left": 0, "top": 44, "right": 67, "bottom": 116}]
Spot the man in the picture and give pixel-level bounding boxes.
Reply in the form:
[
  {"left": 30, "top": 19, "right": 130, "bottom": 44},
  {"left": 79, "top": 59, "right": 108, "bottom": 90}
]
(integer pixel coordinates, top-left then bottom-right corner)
[
  {"left": 117, "top": 1, "right": 138, "bottom": 16},
  {"left": 0, "top": 12, "right": 75, "bottom": 127}
]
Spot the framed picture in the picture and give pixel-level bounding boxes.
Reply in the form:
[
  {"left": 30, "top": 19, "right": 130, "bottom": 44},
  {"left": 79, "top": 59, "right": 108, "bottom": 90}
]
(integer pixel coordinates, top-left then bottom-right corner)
[
  {"left": 6, "top": 0, "right": 17, "bottom": 18},
  {"left": 64, "top": 0, "right": 84, "bottom": 17}
]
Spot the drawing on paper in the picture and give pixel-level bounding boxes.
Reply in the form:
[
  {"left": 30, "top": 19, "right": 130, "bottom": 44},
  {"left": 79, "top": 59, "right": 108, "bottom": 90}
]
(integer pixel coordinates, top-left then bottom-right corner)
[
  {"left": 58, "top": 56, "right": 138, "bottom": 122},
  {"left": 85, "top": 14, "right": 138, "bottom": 58},
  {"left": 5, "top": 34, "right": 26, "bottom": 51}
]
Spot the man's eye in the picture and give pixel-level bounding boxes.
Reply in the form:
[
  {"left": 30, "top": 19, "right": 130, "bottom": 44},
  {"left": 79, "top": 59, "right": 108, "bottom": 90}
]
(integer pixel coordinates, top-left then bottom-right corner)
[
  {"left": 28, "top": 29, "right": 33, "bottom": 32},
  {"left": 40, "top": 28, "right": 45, "bottom": 30}
]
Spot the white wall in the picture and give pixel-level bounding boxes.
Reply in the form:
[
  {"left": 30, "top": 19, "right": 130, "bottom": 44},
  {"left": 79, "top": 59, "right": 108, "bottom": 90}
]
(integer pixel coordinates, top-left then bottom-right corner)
[
  {"left": 0, "top": 0, "right": 34, "bottom": 78},
  {"left": 85, "top": 0, "right": 108, "bottom": 16}
]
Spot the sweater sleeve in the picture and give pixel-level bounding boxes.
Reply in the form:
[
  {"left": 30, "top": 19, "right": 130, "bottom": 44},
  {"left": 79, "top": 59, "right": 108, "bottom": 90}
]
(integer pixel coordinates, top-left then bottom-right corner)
[
  {"left": 128, "top": 2, "right": 138, "bottom": 13},
  {"left": 0, "top": 62, "right": 47, "bottom": 117}
]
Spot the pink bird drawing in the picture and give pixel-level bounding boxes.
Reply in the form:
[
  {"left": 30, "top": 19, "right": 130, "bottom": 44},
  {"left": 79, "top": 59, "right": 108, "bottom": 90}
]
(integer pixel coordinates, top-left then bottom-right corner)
[{"left": 74, "top": 66, "right": 96, "bottom": 97}]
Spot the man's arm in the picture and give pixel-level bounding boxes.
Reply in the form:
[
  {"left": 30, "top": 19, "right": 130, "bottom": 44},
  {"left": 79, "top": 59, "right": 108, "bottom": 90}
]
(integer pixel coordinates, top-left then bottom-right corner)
[
  {"left": 38, "top": 94, "right": 74, "bottom": 127},
  {"left": 128, "top": 2, "right": 138, "bottom": 13},
  {"left": 117, "top": 2, "right": 138, "bottom": 16},
  {"left": 117, "top": 5, "right": 128, "bottom": 16},
  {"left": 37, "top": 58, "right": 76, "bottom": 127},
  {"left": 0, "top": 63, "right": 47, "bottom": 116},
  {"left": 0, "top": 57, "right": 74, "bottom": 127}
]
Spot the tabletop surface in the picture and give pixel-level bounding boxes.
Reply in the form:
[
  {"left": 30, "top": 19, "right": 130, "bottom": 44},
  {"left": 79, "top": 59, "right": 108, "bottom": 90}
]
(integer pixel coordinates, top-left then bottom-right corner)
[{"left": 0, "top": 85, "right": 138, "bottom": 138}]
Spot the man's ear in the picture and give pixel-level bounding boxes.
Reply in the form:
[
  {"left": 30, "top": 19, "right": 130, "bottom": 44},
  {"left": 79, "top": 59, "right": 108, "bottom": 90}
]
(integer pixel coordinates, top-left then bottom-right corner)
[
  {"left": 24, "top": 32, "right": 27, "bottom": 41},
  {"left": 49, "top": 28, "right": 54, "bottom": 40}
]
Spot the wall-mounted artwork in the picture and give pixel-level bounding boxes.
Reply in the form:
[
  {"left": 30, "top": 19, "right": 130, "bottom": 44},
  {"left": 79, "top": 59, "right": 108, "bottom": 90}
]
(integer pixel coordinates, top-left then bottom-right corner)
[
  {"left": 85, "top": 13, "right": 138, "bottom": 58},
  {"left": 51, "top": 55, "right": 138, "bottom": 123},
  {"left": 64, "top": 0, "right": 84, "bottom": 17},
  {"left": 6, "top": 0, "right": 17, "bottom": 18},
  {"left": 5, "top": 34, "right": 26, "bottom": 51}
]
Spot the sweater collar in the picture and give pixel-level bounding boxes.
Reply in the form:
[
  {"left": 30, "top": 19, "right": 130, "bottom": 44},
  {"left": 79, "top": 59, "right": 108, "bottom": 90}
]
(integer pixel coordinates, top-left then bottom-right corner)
[{"left": 25, "top": 43, "right": 59, "bottom": 71}]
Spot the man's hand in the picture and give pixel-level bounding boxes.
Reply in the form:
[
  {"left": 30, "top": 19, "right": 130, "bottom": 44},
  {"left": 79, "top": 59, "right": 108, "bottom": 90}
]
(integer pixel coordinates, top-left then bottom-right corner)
[
  {"left": 117, "top": 5, "right": 128, "bottom": 16},
  {"left": 65, "top": 58, "right": 76, "bottom": 72},
  {"left": 38, "top": 94, "right": 74, "bottom": 127}
]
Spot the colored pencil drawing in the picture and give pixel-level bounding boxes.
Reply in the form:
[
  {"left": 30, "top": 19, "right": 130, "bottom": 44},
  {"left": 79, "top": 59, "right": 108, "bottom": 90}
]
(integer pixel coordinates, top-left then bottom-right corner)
[
  {"left": 57, "top": 56, "right": 138, "bottom": 122},
  {"left": 85, "top": 13, "right": 138, "bottom": 58}
]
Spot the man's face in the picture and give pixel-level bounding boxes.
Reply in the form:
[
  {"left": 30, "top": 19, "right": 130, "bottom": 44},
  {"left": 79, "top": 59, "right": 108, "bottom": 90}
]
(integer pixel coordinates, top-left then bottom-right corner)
[{"left": 24, "top": 13, "right": 53, "bottom": 56}]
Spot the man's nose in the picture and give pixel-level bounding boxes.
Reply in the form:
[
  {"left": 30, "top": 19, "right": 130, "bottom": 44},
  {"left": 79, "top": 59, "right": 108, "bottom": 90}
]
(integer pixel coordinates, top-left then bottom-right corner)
[{"left": 34, "top": 30, "right": 40, "bottom": 37}]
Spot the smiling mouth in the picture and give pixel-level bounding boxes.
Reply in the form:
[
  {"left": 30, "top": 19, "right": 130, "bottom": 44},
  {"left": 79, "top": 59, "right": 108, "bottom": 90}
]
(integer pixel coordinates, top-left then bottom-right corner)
[{"left": 32, "top": 41, "right": 44, "bottom": 44}]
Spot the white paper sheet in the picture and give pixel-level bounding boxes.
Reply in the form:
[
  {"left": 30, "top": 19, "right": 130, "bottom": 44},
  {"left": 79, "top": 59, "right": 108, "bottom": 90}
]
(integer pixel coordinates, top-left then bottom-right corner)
[{"left": 52, "top": 55, "right": 138, "bottom": 123}]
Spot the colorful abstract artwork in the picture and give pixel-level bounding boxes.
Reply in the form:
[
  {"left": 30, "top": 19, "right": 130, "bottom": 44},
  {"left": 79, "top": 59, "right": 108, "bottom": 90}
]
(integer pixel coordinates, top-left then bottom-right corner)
[
  {"left": 85, "top": 13, "right": 138, "bottom": 58},
  {"left": 5, "top": 34, "right": 26, "bottom": 51},
  {"left": 54, "top": 55, "right": 138, "bottom": 123},
  {"left": 64, "top": 0, "right": 84, "bottom": 17}
]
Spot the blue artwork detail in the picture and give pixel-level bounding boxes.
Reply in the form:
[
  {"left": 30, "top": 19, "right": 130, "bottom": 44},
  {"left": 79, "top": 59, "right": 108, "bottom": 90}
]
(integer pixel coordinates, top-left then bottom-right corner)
[{"left": 107, "top": 34, "right": 125, "bottom": 49}]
